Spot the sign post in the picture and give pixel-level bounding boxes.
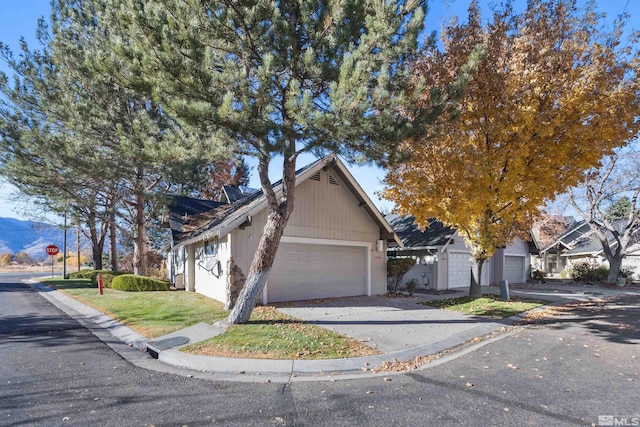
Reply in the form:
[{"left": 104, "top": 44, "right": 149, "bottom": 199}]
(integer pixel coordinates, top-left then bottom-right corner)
[{"left": 45, "top": 245, "right": 60, "bottom": 278}]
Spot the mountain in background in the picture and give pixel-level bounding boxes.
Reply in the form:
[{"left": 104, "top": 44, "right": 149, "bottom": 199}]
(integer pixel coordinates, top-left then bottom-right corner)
[{"left": 0, "top": 217, "right": 72, "bottom": 262}]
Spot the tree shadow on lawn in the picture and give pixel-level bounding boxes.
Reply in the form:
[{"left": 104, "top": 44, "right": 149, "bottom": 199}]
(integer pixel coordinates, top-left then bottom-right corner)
[
  {"left": 40, "top": 279, "right": 96, "bottom": 290},
  {"left": 520, "top": 294, "right": 640, "bottom": 345}
]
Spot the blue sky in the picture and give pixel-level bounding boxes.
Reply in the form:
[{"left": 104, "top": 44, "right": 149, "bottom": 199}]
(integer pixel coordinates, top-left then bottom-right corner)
[{"left": 0, "top": 0, "right": 637, "bottom": 221}]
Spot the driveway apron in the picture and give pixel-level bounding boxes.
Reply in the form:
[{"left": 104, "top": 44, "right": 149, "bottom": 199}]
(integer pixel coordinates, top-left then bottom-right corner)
[{"left": 276, "top": 295, "right": 503, "bottom": 353}]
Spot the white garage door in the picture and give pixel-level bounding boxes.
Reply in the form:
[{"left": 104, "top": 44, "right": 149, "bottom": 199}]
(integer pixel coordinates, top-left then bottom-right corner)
[
  {"left": 448, "top": 252, "right": 471, "bottom": 288},
  {"left": 267, "top": 242, "right": 366, "bottom": 303},
  {"left": 504, "top": 256, "right": 525, "bottom": 284}
]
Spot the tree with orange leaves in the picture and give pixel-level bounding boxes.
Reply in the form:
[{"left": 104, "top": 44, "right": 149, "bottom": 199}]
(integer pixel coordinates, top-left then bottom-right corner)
[{"left": 384, "top": 0, "right": 640, "bottom": 296}]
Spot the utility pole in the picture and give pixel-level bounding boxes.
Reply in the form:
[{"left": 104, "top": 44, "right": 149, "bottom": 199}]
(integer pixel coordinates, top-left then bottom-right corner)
[{"left": 62, "top": 213, "right": 67, "bottom": 279}]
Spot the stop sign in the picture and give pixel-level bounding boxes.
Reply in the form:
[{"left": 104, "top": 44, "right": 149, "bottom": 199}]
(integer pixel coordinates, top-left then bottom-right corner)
[{"left": 45, "top": 245, "right": 60, "bottom": 256}]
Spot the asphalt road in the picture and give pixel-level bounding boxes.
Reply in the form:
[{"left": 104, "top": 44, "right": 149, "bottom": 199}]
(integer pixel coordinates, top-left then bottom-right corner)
[{"left": 1, "top": 274, "right": 638, "bottom": 426}]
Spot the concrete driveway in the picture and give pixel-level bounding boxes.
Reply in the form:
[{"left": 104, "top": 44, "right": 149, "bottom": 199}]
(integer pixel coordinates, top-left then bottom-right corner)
[
  {"left": 277, "top": 283, "right": 640, "bottom": 355},
  {"left": 276, "top": 294, "right": 507, "bottom": 354}
]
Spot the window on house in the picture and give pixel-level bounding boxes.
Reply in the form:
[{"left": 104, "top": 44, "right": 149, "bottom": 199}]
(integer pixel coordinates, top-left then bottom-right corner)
[{"left": 204, "top": 237, "right": 218, "bottom": 256}]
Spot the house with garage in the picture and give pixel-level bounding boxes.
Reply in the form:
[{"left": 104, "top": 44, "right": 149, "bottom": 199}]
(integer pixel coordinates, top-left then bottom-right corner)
[
  {"left": 166, "top": 155, "right": 401, "bottom": 305},
  {"left": 386, "top": 214, "right": 533, "bottom": 290}
]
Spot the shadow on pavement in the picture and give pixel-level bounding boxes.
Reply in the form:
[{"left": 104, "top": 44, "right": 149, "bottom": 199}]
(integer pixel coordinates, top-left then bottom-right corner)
[{"left": 520, "top": 294, "right": 640, "bottom": 345}]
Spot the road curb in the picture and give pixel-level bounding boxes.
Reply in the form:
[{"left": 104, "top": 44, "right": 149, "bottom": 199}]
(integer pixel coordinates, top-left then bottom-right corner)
[{"left": 25, "top": 279, "right": 561, "bottom": 383}]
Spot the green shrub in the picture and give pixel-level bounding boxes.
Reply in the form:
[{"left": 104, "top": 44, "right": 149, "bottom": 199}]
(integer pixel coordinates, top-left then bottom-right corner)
[
  {"left": 91, "top": 271, "right": 129, "bottom": 288},
  {"left": 530, "top": 268, "right": 545, "bottom": 281},
  {"left": 68, "top": 269, "right": 95, "bottom": 279},
  {"left": 571, "top": 262, "right": 608, "bottom": 282},
  {"left": 387, "top": 257, "right": 416, "bottom": 294},
  {"left": 67, "top": 270, "right": 129, "bottom": 287},
  {"left": 405, "top": 278, "right": 418, "bottom": 296},
  {"left": 111, "top": 274, "right": 171, "bottom": 292}
]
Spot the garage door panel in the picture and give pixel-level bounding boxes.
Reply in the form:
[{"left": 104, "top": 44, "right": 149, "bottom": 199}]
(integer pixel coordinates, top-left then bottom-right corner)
[
  {"left": 267, "top": 243, "right": 366, "bottom": 303},
  {"left": 505, "top": 256, "right": 525, "bottom": 284},
  {"left": 448, "top": 252, "right": 471, "bottom": 289}
]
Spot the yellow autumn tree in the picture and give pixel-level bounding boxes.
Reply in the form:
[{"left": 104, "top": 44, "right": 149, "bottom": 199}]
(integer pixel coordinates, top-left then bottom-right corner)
[{"left": 384, "top": 0, "right": 640, "bottom": 296}]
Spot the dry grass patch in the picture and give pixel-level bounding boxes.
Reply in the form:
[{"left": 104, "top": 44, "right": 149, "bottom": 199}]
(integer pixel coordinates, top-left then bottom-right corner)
[{"left": 183, "top": 306, "right": 381, "bottom": 360}]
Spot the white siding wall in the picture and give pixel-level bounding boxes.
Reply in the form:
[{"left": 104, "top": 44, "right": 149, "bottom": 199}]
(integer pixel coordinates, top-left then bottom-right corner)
[
  {"left": 401, "top": 256, "right": 437, "bottom": 289},
  {"left": 192, "top": 234, "right": 230, "bottom": 303}
]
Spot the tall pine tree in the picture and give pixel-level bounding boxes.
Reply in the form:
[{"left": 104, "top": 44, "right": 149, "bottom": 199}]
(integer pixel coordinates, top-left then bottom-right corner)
[{"left": 97, "top": 0, "right": 475, "bottom": 325}]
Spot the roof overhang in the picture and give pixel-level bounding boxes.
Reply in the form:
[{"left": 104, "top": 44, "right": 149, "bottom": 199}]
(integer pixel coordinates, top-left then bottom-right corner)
[{"left": 173, "top": 155, "right": 402, "bottom": 248}]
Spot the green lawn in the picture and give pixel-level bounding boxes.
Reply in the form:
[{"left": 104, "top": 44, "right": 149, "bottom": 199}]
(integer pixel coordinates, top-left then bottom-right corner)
[
  {"left": 40, "top": 277, "right": 379, "bottom": 360},
  {"left": 421, "top": 294, "right": 548, "bottom": 318},
  {"left": 40, "top": 277, "right": 227, "bottom": 337}
]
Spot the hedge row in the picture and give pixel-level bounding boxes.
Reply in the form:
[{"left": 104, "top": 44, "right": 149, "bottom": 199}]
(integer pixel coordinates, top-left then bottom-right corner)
[
  {"left": 111, "top": 274, "right": 171, "bottom": 292},
  {"left": 68, "top": 269, "right": 129, "bottom": 288}
]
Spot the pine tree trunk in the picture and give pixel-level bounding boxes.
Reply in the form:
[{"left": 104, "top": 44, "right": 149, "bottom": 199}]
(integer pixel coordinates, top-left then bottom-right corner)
[
  {"left": 469, "top": 257, "right": 485, "bottom": 297},
  {"left": 109, "top": 209, "right": 118, "bottom": 271},
  {"left": 219, "top": 207, "right": 290, "bottom": 326},
  {"left": 607, "top": 256, "right": 623, "bottom": 283},
  {"left": 132, "top": 165, "right": 148, "bottom": 276},
  {"left": 217, "top": 154, "right": 297, "bottom": 327},
  {"left": 88, "top": 214, "right": 104, "bottom": 270}
]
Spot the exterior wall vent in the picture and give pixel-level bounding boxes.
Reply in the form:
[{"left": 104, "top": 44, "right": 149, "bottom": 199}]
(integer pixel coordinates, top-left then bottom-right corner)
[
  {"left": 329, "top": 174, "right": 339, "bottom": 186},
  {"left": 310, "top": 171, "right": 321, "bottom": 181}
]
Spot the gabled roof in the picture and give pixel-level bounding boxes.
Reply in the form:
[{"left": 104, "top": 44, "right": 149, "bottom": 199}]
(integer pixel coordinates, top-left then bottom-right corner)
[
  {"left": 539, "top": 220, "right": 591, "bottom": 253},
  {"left": 169, "top": 155, "right": 401, "bottom": 248},
  {"left": 386, "top": 214, "right": 456, "bottom": 249},
  {"left": 561, "top": 233, "right": 603, "bottom": 257},
  {"left": 560, "top": 219, "right": 640, "bottom": 257}
]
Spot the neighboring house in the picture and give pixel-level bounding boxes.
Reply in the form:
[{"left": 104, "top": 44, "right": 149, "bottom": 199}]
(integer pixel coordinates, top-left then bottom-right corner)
[
  {"left": 166, "top": 155, "right": 401, "bottom": 304},
  {"left": 532, "top": 218, "right": 640, "bottom": 280},
  {"left": 387, "top": 215, "right": 532, "bottom": 290},
  {"left": 560, "top": 226, "right": 640, "bottom": 281},
  {"left": 532, "top": 217, "right": 591, "bottom": 274}
]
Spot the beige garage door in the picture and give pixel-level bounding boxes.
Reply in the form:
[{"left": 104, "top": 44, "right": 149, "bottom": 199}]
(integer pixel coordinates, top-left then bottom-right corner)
[
  {"left": 267, "top": 242, "right": 366, "bottom": 303},
  {"left": 504, "top": 256, "right": 525, "bottom": 284}
]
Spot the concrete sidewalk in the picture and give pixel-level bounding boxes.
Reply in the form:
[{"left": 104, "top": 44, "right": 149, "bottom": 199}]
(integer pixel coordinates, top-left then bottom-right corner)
[{"left": 27, "top": 280, "right": 639, "bottom": 382}]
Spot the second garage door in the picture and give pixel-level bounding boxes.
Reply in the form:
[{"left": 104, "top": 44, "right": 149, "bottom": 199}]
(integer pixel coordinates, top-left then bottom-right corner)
[
  {"left": 448, "top": 252, "right": 471, "bottom": 288},
  {"left": 267, "top": 242, "right": 367, "bottom": 303},
  {"left": 504, "top": 256, "right": 525, "bottom": 284}
]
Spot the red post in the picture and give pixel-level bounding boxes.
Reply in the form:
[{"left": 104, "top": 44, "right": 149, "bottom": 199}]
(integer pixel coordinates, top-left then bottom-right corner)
[{"left": 98, "top": 273, "right": 103, "bottom": 295}]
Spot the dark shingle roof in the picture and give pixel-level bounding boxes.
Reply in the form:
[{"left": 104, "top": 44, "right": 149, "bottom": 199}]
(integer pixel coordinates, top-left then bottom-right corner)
[
  {"left": 562, "top": 233, "right": 602, "bottom": 256},
  {"left": 167, "top": 196, "right": 227, "bottom": 243},
  {"left": 559, "top": 221, "right": 591, "bottom": 246},
  {"left": 221, "top": 185, "right": 259, "bottom": 203},
  {"left": 562, "top": 219, "right": 640, "bottom": 256},
  {"left": 386, "top": 214, "right": 455, "bottom": 248}
]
